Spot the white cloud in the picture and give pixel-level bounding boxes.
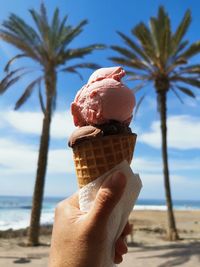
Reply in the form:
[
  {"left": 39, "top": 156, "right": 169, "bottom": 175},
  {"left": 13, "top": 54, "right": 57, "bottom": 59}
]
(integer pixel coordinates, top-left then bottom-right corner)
[
  {"left": 0, "top": 138, "right": 37, "bottom": 173},
  {"left": 132, "top": 156, "right": 200, "bottom": 173},
  {"left": 139, "top": 173, "right": 200, "bottom": 200},
  {"left": 139, "top": 115, "right": 200, "bottom": 149},
  {"left": 48, "top": 149, "right": 74, "bottom": 174},
  {"left": 1, "top": 110, "right": 75, "bottom": 139},
  {"left": 0, "top": 137, "right": 74, "bottom": 175}
]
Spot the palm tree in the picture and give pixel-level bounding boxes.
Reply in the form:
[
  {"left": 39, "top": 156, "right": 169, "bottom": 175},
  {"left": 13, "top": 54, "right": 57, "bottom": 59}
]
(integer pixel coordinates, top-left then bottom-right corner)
[
  {"left": 110, "top": 6, "right": 200, "bottom": 241},
  {"left": 0, "top": 3, "right": 104, "bottom": 245}
]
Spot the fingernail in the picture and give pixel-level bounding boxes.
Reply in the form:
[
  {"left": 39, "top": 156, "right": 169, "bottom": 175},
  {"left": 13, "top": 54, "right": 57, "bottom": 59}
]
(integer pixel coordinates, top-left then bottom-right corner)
[{"left": 106, "top": 171, "right": 126, "bottom": 190}]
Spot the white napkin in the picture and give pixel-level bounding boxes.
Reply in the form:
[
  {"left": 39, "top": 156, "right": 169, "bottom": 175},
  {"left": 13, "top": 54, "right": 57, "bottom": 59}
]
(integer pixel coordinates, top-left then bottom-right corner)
[{"left": 79, "top": 160, "right": 142, "bottom": 267}]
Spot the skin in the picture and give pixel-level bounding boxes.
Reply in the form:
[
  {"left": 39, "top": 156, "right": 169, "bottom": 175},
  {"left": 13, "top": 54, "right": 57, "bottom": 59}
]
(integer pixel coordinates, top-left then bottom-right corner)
[{"left": 49, "top": 172, "right": 132, "bottom": 267}]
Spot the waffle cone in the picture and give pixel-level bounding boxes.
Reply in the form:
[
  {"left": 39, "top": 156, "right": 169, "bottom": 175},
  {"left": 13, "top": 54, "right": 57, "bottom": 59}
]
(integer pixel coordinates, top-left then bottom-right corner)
[{"left": 72, "top": 133, "right": 137, "bottom": 188}]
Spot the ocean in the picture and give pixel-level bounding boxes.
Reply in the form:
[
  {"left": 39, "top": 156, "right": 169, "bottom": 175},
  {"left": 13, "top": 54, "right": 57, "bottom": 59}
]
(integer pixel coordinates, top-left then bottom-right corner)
[{"left": 0, "top": 196, "right": 199, "bottom": 231}]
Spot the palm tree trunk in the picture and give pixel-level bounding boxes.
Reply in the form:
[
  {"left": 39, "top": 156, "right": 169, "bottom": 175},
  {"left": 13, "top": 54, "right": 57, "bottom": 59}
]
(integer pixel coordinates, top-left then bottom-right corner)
[
  {"left": 28, "top": 69, "right": 56, "bottom": 246},
  {"left": 157, "top": 91, "right": 179, "bottom": 241}
]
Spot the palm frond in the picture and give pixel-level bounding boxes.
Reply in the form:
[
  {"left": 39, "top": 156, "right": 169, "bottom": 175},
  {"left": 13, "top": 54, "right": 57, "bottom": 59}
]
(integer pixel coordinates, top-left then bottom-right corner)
[
  {"left": 0, "top": 76, "right": 21, "bottom": 94},
  {"left": 128, "top": 75, "right": 150, "bottom": 81},
  {"left": 0, "top": 31, "right": 41, "bottom": 61},
  {"left": 162, "top": 12, "right": 171, "bottom": 64},
  {"left": 178, "top": 41, "right": 200, "bottom": 59},
  {"left": 40, "top": 2, "right": 48, "bottom": 25},
  {"left": 50, "top": 8, "right": 59, "bottom": 47},
  {"left": 117, "top": 31, "right": 150, "bottom": 62},
  {"left": 171, "top": 10, "right": 191, "bottom": 55},
  {"left": 58, "top": 44, "right": 105, "bottom": 64},
  {"left": 4, "top": 54, "right": 27, "bottom": 72},
  {"left": 29, "top": 6, "right": 50, "bottom": 52},
  {"left": 61, "top": 63, "right": 101, "bottom": 78},
  {"left": 178, "top": 64, "right": 200, "bottom": 75},
  {"left": 166, "top": 57, "right": 187, "bottom": 74},
  {"left": 111, "top": 45, "right": 138, "bottom": 59},
  {"left": 125, "top": 70, "right": 141, "bottom": 76},
  {"left": 62, "top": 67, "right": 83, "bottom": 80},
  {"left": 176, "top": 85, "right": 196, "bottom": 98},
  {"left": 171, "top": 86, "right": 184, "bottom": 104},
  {"left": 109, "top": 56, "right": 151, "bottom": 71},
  {"left": 38, "top": 79, "right": 45, "bottom": 114},
  {"left": 132, "top": 23, "right": 156, "bottom": 62},
  {"left": 58, "top": 20, "right": 88, "bottom": 51},
  {"left": 2, "top": 14, "right": 42, "bottom": 46},
  {"left": 52, "top": 91, "right": 57, "bottom": 113},
  {"left": 134, "top": 93, "right": 146, "bottom": 116},
  {"left": 15, "top": 76, "right": 43, "bottom": 110},
  {"left": 52, "top": 8, "right": 59, "bottom": 29},
  {"left": 152, "top": 6, "right": 172, "bottom": 62},
  {"left": 171, "top": 76, "right": 200, "bottom": 88},
  {"left": 174, "top": 40, "right": 189, "bottom": 57},
  {"left": 0, "top": 68, "right": 27, "bottom": 94},
  {"left": 132, "top": 82, "right": 148, "bottom": 93},
  {"left": 61, "top": 63, "right": 100, "bottom": 72}
]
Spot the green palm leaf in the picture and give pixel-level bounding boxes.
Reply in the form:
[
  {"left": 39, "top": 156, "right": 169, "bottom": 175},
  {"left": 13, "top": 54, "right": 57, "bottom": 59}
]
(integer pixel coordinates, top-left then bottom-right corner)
[
  {"left": 171, "top": 10, "right": 191, "bottom": 55},
  {"left": 174, "top": 40, "right": 189, "bottom": 57},
  {"left": 176, "top": 86, "right": 196, "bottom": 98},
  {"left": 117, "top": 31, "right": 150, "bottom": 62},
  {"left": 134, "top": 93, "right": 146, "bottom": 116},
  {"left": 59, "top": 44, "right": 104, "bottom": 64},
  {"left": 0, "top": 31, "right": 41, "bottom": 61},
  {"left": 109, "top": 56, "right": 151, "bottom": 71},
  {"left": 61, "top": 63, "right": 100, "bottom": 71},
  {"left": 132, "top": 23, "right": 156, "bottom": 61},
  {"left": 171, "top": 86, "right": 184, "bottom": 104},
  {"left": 172, "top": 76, "right": 200, "bottom": 88},
  {"left": 0, "top": 76, "right": 21, "bottom": 94},
  {"left": 15, "top": 76, "right": 43, "bottom": 110},
  {"left": 178, "top": 64, "right": 200, "bottom": 74},
  {"left": 111, "top": 45, "right": 138, "bottom": 59},
  {"left": 178, "top": 41, "right": 200, "bottom": 59},
  {"left": 59, "top": 20, "right": 88, "bottom": 50},
  {"left": 0, "top": 68, "right": 28, "bottom": 94},
  {"left": 38, "top": 80, "right": 45, "bottom": 114},
  {"left": 61, "top": 63, "right": 101, "bottom": 78},
  {"left": 63, "top": 68, "right": 83, "bottom": 80},
  {"left": 4, "top": 54, "right": 27, "bottom": 72},
  {"left": 3, "top": 14, "right": 41, "bottom": 46}
]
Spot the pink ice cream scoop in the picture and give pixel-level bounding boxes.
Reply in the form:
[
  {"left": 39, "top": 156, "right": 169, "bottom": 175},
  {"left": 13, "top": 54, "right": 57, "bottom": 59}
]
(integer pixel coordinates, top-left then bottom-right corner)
[{"left": 71, "top": 66, "right": 135, "bottom": 127}]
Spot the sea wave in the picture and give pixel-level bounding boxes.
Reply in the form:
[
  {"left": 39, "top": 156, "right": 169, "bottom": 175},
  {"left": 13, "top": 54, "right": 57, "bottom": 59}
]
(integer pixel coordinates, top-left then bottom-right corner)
[
  {"left": 0, "top": 195, "right": 199, "bottom": 231},
  {"left": 0, "top": 212, "right": 54, "bottom": 231},
  {"left": 134, "top": 205, "right": 167, "bottom": 210},
  {"left": 134, "top": 205, "right": 200, "bottom": 211}
]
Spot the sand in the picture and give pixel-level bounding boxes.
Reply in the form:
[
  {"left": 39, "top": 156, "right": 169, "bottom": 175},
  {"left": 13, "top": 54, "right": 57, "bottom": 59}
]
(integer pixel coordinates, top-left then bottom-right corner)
[{"left": 0, "top": 210, "right": 199, "bottom": 267}]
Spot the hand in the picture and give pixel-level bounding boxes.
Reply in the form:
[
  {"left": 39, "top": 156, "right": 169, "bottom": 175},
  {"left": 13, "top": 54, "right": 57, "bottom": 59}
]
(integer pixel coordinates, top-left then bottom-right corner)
[{"left": 49, "top": 171, "right": 131, "bottom": 267}]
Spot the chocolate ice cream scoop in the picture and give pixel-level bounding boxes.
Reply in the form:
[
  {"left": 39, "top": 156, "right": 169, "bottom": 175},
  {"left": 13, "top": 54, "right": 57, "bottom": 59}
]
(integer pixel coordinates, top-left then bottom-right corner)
[{"left": 68, "top": 121, "right": 132, "bottom": 147}]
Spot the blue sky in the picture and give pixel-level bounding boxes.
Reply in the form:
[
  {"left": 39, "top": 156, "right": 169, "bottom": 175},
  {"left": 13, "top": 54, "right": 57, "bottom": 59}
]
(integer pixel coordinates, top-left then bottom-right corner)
[{"left": 0, "top": 0, "right": 200, "bottom": 200}]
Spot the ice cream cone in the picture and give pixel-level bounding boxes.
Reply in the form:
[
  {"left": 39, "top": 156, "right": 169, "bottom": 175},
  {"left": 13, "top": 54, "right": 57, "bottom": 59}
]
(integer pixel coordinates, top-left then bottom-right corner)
[{"left": 72, "top": 133, "right": 137, "bottom": 188}]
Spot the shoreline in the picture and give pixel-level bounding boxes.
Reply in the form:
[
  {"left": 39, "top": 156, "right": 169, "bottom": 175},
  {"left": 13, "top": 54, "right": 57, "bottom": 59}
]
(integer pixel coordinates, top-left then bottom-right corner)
[
  {"left": 1, "top": 209, "right": 199, "bottom": 240},
  {"left": 0, "top": 210, "right": 199, "bottom": 267}
]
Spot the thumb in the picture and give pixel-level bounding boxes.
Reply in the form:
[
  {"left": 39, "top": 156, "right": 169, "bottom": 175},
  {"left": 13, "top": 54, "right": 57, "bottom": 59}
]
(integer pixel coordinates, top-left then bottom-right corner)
[{"left": 88, "top": 171, "right": 126, "bottom": 228}]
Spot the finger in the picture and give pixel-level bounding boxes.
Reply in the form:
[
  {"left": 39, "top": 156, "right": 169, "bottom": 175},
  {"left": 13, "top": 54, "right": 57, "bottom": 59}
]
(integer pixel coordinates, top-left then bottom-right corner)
[
  {"left": 115, "top": 237, "right": 128, "bottom": 255},
  {"left": 88, "top": 171, "right": 126, "bottom": 227},
  {"left": 121, "top": 222, "right": 132, "bottom": 237},
  {"left": 114, "top": 253, "right": 123, "bottom": 264}
]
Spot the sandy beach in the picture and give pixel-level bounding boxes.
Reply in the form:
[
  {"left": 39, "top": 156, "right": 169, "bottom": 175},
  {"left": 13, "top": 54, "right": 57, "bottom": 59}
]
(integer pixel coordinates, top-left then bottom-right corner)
[{"left": 0, "top": 210, "right": 199, "bottom": 267}]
